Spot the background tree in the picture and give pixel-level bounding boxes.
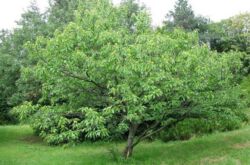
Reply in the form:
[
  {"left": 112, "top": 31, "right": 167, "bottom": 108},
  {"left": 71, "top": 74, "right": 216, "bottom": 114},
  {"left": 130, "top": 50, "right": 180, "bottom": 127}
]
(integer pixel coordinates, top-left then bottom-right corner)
[
  {"left": 0, "top": 2, "right": 46, "bottom": 123},
  {"left": 7, "top": 2, "right": 48, "bottom": 107},
  {"left": 165, "top": 0, "right": 195, "bottom": 30},
  {"left": 119, "top": 0, "right": 145, "bottom": 32},
  {"left": 0, "top": 0, "right": 80, "bottom": 123},
  {"left": 0, "top": 31, "right": 20, "bottom": 123},
  {"left": 46, "top": 0, "right": 79, "bottom": 35},
  {"left": 164, "top": 0, "right": 209, "bottom": 32},
  {"left": 163, "top": 0, "right": 210, "bottom": 46},
  {"left": 10, "top": 0, "right": 80, "bottom": 106},
  {"left": 208, "top": 13, "right": 250, "bottom": 74}
]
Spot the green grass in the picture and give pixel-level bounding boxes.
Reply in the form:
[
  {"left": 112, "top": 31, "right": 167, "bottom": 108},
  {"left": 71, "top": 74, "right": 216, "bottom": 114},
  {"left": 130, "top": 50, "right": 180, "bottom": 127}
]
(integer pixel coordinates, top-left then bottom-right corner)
[{"left": 1, "top": 125, "right": 250, "bottom": 165}]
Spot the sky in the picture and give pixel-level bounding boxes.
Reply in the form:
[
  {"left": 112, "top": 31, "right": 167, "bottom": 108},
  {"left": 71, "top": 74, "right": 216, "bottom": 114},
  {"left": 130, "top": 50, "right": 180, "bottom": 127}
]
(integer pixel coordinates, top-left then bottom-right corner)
[{"left": 0, "top": 0, "right": 249, "bottom": 30}]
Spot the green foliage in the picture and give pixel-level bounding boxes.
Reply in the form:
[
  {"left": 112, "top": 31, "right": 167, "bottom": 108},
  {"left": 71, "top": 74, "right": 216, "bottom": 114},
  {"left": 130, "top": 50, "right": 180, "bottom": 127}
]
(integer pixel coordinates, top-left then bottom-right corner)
[
  {"left": 81, "top": 108, "right": 109, "bottom": 139},
  {"left": 9, "top": 67, "right": 42, "bottom": 106},
  {"left": 208, "top": 13, "right": 250, "bottom": 74},
  {"left": 0, "top": 31, "right": 20, "bottom": 123},
  {"left": 12, "top": 102, "right": 110, "bottom": 145},
  {"left": 47, "top": 0, "right": 79, "bottom": 34},
  {"left": 209, "top": 13, "right": 250, "bottom": 52},
  {"left": 164, "top": 0, "right": 209, "bottom": 32},
  {"left": 241, "top": 76, "right": 250, "bottom": 106},
  {"left": 0, "top": 1, "right": 80, "bottom": 124},
  {"left": 119, "top": 0, "right": 145, "bottom": 31},
  {"left": 160, "top": 109, "right": 247, "bottom": 142},
  {"left": 0, "top": 3, "right": 47, "bottom": 123},
  {"left": 11, "top": 101, "right": 39, "bottom": 122},
  {"left": 10, "top": 0, "right": 79, "bottom": 107}
]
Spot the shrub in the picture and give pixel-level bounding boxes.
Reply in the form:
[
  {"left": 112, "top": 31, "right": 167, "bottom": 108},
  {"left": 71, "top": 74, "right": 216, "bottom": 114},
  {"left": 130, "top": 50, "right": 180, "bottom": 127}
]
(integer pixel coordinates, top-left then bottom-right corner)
[
  {"left": 31, "top": 112, "right": 83, "bottom": 145},
  {"left": 160, "top": 109, "right": 247, "bottom": 142},
  {"left": 11, "top": 102, "right": 39, "bottom": 123}
]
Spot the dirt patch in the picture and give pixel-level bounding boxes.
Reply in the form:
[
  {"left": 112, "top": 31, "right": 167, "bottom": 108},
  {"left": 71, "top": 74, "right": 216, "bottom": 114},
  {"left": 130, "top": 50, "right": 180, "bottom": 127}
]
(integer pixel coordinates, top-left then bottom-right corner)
[
  {"left": 233, "top": 141, "right": 250, "bottom": 149},
  {"left": 200, "top": 156, "right": 226, "bottom": 165},
  {"left": 20, "top": 135, "right": 43, "bottom": 144}
]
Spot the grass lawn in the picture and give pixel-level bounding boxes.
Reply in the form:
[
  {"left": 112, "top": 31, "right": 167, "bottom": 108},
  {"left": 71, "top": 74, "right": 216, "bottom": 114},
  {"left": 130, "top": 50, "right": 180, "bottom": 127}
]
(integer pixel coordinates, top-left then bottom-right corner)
[{"left": 1, "top": 125, "right": 250, "bottom": 165}]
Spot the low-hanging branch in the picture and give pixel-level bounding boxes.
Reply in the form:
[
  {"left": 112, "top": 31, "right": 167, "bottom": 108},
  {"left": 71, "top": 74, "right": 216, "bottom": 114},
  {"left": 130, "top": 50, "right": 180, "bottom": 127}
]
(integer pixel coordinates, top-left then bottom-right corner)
[
  {"left": 60, "top": 68, "right": 106, "bottom": 91},
  {"left": 132, "top": 110, "right": 208, "bottom": 148}
]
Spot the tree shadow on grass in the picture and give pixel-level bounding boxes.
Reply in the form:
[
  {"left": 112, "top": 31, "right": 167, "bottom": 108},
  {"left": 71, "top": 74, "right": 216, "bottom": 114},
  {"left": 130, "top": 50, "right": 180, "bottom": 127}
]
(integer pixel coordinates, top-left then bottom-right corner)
[{"left": 20, "top": 135, "right": 43, "bottom": 144}]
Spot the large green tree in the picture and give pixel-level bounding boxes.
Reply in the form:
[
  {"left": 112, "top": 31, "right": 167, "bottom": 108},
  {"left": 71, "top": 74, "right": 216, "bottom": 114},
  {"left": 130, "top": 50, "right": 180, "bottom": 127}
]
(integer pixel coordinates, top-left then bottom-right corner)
[{"left": 13, "top": 0, "right": 243, "bottom": 158}]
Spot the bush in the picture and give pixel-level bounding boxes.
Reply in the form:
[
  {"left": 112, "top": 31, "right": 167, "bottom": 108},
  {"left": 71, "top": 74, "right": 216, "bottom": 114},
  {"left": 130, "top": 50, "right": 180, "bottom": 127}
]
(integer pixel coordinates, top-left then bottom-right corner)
[
  {"left": 160, "top": 109, "right": 247, "bottom": 142},
  {"left": 12, "top": 102, "right": 110, "bottom": 145},
  {"left": 31, "top": 113, "right": 84, "bottom": 145},
  {"left": 0, "top": 113, "right": 11, "bottom": 125},
  {"left": 11, "top": 102, "right": 39, "bottom": 123}
]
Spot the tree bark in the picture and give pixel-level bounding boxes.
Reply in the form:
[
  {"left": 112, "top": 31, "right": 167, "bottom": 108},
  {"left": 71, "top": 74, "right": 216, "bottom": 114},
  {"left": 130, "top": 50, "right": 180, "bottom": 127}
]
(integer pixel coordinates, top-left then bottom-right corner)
[{"left": 123, "top": 123, "right": 138, "bottom": 158}]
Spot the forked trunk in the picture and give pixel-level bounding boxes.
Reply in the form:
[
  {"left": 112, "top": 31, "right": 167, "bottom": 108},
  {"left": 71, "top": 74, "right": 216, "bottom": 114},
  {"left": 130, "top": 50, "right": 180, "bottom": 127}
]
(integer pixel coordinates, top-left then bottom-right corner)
[
  {"left": 123, "top": 142, "right": 134, "bottom": 158},
  {"left": 123, "top": 124, "right": 138, "bottom": 158}
]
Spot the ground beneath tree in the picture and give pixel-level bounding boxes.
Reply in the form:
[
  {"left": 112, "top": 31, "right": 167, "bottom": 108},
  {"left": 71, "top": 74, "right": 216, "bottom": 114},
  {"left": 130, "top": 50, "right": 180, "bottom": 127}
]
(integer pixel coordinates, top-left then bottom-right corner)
[{"left": 1, "top": 125, "right": 250, "bottom": 165}]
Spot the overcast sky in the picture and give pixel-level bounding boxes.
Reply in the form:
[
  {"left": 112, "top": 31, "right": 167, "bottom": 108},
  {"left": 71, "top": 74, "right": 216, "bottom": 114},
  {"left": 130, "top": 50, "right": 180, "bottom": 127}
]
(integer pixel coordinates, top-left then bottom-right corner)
[{"left": 0, "top": 0, "right": 249, "bottom": 30}]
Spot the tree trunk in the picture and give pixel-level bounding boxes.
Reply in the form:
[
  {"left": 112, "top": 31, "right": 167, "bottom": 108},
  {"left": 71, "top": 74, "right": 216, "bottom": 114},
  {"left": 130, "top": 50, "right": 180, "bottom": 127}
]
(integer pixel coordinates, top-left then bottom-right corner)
[{"left": 123, "top": 123, "right": 138, "bottom": 158}]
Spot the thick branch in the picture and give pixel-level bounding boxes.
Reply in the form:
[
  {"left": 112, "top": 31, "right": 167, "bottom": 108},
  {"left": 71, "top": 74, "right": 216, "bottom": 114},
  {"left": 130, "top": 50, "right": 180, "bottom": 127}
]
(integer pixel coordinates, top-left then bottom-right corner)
[
  {"left": 132, "top": 121, "right": 160, "bottom": 147},
  {"left": 61, "top": 69, "right": 106, "bottom": 90},
  {"left": 132, "top": 111, "right": 208, "bottom": 148}
]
